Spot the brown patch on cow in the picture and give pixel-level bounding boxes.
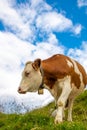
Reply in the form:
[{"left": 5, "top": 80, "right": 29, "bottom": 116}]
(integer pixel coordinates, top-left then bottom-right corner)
[
  {"left": 42, "top": 54, "right": 73, "bottom": 77},
  {"left": 71, "top": 71, "right": 80, "bottom": 89},
  {"left": 43, "top": 74, "right": 57, "bottom": 89}
]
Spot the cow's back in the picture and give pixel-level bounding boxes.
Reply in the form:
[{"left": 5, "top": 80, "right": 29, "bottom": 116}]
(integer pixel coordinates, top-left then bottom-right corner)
[{"left": 42, "top": 54, "right": 73, "bottom": 77}]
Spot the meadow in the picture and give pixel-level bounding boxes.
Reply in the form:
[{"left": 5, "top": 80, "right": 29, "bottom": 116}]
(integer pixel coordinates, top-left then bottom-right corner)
[{"left": 0, "top": 90, "right": 87, "bottom": 130}]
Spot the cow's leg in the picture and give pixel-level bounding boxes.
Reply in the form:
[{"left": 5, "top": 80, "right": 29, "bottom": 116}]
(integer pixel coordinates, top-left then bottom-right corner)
[
  {"left": 63, "top": 107, "right": 65, "bottom": 120},
  {"left": 67, "top": 97, "right": 74, "bottom": 121},
  {"left": 54, "top": 80, "right": 72, "bottom": 124},
  {"left": 55, "top": 100, "right": 57, "bottom": 109}
]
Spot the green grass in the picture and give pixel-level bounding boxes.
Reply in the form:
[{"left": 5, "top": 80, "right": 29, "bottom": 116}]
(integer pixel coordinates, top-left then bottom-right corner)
[{"left": 0, "top": 90, "right": 87, "bottom": 130}]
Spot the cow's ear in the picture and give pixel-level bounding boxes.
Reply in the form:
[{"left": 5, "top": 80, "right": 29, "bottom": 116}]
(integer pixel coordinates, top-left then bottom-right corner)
[{"left": 32, "top": 59, "right": 41, "bottom": 71}]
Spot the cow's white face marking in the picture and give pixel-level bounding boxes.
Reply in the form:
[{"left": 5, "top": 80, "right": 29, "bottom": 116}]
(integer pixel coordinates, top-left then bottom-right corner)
[{"left": 18, "top": 62, "right": 42, "bottom": 94}]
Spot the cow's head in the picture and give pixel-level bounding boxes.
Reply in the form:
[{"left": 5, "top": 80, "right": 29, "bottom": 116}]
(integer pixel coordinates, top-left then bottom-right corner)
[{"left": 18, "top": 59, "right": 43, "bottom": 94}]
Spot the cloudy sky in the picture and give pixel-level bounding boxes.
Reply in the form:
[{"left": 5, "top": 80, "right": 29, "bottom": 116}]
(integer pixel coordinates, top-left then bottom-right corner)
[{"left": 0, "top": 0, "right": 87, "bottom": 97}]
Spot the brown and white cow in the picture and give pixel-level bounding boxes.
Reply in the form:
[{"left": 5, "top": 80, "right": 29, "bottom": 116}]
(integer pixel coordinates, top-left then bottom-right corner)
[{"left": 18, "top": 54, "right": 87, "bottom": 124}]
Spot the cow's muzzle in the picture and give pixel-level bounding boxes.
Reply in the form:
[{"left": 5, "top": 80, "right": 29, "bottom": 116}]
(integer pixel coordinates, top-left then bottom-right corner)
[{"left": 18, "top": 87, "right": 26, "bottom": 94}]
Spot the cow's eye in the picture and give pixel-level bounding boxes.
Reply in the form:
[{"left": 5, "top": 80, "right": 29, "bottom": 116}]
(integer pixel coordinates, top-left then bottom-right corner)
[{"left": 25, "top": 72, "right": 30, "bottom": 77}]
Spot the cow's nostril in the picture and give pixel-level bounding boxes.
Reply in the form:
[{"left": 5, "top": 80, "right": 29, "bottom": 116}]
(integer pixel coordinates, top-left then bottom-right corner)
[{"left": 18, "top": 87, "right": 21, "bottom": 92}]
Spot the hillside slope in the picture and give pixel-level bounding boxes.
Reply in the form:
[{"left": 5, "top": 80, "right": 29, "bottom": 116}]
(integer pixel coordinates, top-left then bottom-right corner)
[{"left": 0, "top": 90, "right": 87, "bottom": 130}]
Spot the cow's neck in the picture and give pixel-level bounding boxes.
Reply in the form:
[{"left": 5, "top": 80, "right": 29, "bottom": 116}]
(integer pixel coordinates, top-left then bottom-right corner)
[
  {"left": 41, "top": 62, "right": 57, "bottom": 90},
  {"left": 41, "top": 61, "right": 62, "bottom": 99}
]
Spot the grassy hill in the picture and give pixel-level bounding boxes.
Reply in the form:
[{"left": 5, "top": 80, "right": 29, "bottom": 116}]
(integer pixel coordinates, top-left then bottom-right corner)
[{"left": 0, "top": 90, "right": 87, "bottom": 130}]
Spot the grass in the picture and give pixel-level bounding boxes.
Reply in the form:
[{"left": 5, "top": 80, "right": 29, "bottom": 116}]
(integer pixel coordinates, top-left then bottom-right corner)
[{"left": 0, "top": 90, "right": 87, "bottom": 130}]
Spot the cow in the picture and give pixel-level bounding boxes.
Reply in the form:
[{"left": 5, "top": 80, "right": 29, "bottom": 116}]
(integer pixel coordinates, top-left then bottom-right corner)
[{"left": 18, "top": 54, "right": 87, "bottom": 124}]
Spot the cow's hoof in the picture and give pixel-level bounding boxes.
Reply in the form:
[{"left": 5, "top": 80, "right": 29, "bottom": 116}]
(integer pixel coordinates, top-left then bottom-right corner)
[
  {"left": 54, "top": 116, "right": 63, "bottom": 124},
  {"left": 54, "top": 119, "right": 62, "bottom": 124},
  {"left": 67, "top": 118, "right": 72, "bottom": 122}
]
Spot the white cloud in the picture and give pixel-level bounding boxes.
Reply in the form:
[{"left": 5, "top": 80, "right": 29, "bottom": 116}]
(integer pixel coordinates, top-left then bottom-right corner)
[
  {"left": 36, "top": 11, "right": 82, "bottom": 35},
  {"left": 68, "top": 41, "right": 87, "bottom": 71},
  {"left": 36, "top": 12, "right": 73, "bottom": 32},
  {"left": 34, "top": 33, "right": 65, "bottom": 59},
  {"left": 0, "top": 0, "right": 33, "bottom": 40},
  {"left": 72, "top": 24, "right": 82, "bottom": 35},
  {"left": 0, "top": 31, "right": 35, "bottom": 97},
  {"left": 0, "top": 32, "right": 35, "bottom": 71},
  {"left": 77, "top": 0, "right": 87, "bottom": 7}
]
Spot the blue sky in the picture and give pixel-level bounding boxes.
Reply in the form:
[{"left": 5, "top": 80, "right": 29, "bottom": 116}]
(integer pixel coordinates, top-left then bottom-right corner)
[{"left": 0, "top": 0, "right": 87, "bottom": 113}]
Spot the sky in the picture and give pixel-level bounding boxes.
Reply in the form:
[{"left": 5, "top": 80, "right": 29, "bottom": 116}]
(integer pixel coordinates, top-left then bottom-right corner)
[{"left": 0, "top": 0, "right": 87, "bottom": 113}]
